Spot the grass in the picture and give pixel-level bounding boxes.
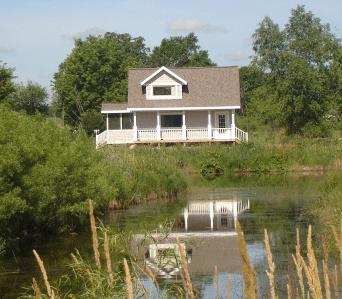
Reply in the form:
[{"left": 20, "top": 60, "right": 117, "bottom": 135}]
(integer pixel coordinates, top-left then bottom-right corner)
[
  {"left": 25, "top": 200, "right": 342, "bottom": 299},
  {"left": 100, "top": 127, "right": 342, "bottom": 178}
]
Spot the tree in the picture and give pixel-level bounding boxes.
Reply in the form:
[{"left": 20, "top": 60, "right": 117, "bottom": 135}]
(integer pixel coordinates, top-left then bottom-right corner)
[
  {"left": 7, "top": 81, "right": 49, "bottom": 115},
  {"left": 53, "top": 33, "right": 148, "bottom": 126},
  {"left": 239, "top": 66, "right": 265, "bottom": 116},
  {"left": 0, "top": 61, "right": 16, "bottom": 102},
  {"left": 248, "top": 5, "right": 341, "bottom": 135},
  {"left": 148, "top": 32, "right": 216, "bottom": 67}
]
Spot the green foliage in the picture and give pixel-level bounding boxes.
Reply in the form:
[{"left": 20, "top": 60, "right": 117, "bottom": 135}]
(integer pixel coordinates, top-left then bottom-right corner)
[
  {"left": 148, "top": 32, "right": 216, "bottom": 67},
  {"left": 79, "top": 110, "right": 106, "bottom": 136},
  {"left": 6, "top": 81, "right": 49, "bottom": 115},
  {"left": 0, "top": 61, "right": 16, "bottom": 102},
  {"left": 239, "top": 66, "right": 265, "bottom": 116},
  {"left": 0, "top": 106, "right": 117, "bottom": 251},
  {"left": 53, "top": 33, "right": 147, "bottom": 125},
  {"left": 247, "top": 5, "right": 342, "bottom": 135},
  {"left": 199, "top": 151, "right": 223, "bottom": 176}
]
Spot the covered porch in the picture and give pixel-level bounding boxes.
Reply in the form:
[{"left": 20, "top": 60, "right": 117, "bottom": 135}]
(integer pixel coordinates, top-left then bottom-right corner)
[{"left": 96, "top": 109, "right": 248, "bottom": 148}]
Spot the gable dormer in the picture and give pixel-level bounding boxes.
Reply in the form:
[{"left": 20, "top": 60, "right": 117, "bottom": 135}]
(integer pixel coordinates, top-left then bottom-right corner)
[{"left": 140, "top": 66, "right": 187, "bottom": 100}]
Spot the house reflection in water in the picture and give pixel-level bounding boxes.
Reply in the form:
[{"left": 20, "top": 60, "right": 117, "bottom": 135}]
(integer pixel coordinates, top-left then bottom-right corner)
[{"left": 133, "top": 199, "right": 249, "bottom": 278}]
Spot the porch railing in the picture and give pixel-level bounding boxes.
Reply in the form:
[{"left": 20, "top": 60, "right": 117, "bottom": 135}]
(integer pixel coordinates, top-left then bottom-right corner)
[
  {"left": 96, "top": 130, "right": 107, "bottom": 148},
  {"left": 235, "top": 127, "right": 248, "bottom": 142},
  {"left": 138, "top": 129, "right": 157, "bottom": 140},
  {"left": 161, "top": 128, "right": 182, "bottom": 139},
  {"left": 187, "top": 128, "right": 208, "bottom": 139}
]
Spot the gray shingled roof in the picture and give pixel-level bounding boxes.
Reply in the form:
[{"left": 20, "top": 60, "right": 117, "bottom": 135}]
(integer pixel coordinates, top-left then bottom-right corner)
[{"left": 102, "top": 66, "right": 240, "bottom": 111}]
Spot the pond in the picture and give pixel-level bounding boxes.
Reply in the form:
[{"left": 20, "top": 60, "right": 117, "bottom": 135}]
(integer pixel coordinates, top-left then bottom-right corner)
[{"left": 0, "top": 173, "right": 321, "bottom": 298}]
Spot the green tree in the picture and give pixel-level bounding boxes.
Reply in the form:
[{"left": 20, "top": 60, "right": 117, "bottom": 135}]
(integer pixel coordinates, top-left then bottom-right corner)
[
  {"left": 0, "top": 61, "right": 16, "bottom": 102},
  {"left": 248, "top": 5, "right": 341, "bottom": 136},
  {"left": 148, "top": 32, "right": 216, "bottom": 67},
  {"left": 53, "top": 33, "right": 148, "bottom": 126},
  {"left": 0, "top": 105, "right": 116, "bottom": 251},
  {"left": 7, "top": 81, "right": 49, "bottom": 115},
  {"left": 239, "top": 66, "right": 265, "bottom": 116}
]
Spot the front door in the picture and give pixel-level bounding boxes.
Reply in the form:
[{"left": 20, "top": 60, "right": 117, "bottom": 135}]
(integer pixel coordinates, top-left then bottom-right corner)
[{"left": 214, "top": 112, "right": 230, "bottom": 139}]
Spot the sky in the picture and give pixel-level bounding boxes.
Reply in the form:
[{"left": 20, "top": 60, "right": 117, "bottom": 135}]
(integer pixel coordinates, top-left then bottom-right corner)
[{"left": 1, "top": 0, "right": 342, "bottom": 95}]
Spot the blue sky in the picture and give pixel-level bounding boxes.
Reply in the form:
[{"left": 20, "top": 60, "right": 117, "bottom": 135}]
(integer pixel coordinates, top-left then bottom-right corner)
[{"left": 1, "top": 0, "right": 341, "bottom": 94}]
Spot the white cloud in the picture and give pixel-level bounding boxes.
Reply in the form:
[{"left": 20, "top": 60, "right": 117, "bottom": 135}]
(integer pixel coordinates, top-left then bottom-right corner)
[
  {"left": 0, "top": 47, "right": 15, "bottom": 54},
  {"left": 226, "top": 50, "right": 249, "bottom": 61},
  {"left": 167, "top": 19, "right": 227, "bottom": 33},
  {"left": 60, "top": 27, "right": 107, "bottom": 41}
]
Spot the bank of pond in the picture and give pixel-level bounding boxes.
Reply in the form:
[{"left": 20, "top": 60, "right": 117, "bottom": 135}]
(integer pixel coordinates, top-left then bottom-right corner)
[{"left": 1, "top": 172, "right": 342, "bottom": 298}]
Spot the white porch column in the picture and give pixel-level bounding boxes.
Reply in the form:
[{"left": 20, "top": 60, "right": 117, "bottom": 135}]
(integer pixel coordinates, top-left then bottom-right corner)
[
  {"left": 210, "top": 201, "right": 214, "bottom": 231},
  {"left": 133, "top": 111, "right": 137, "bottom": 141},
  {"left": 184, "top": 207, "right": 188, "bottom": 232},
  {"left": 207, "top": 110, "right": 212, "bottom": 140},
  {"left": 233, "top": 200, "right": 238, "bottom": 229},
  {"left": 231, "top": 109, "right": 236, "bottom": 139},
  {"left": 156, "top": 111, "right": 161, "bottom": 141},
  {"left": 182, "top": 111, "right": 186, "bottom": 140},
  {"left": 106, "top": 114, "right": 109, "bottom": 131}
]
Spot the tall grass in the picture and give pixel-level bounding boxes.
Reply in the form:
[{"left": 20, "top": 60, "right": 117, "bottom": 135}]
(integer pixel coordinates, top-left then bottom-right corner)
[
  {"left": 101, "top": 132, "right": 342, "bottom": 178},
  {"left": 26, "top": 200, "right": 342, "bottom": 299}
]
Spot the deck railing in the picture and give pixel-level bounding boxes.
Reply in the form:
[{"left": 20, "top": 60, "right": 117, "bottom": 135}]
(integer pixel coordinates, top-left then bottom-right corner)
[
  {"left": 187, "top": 128, "right": 208, "bottom": 139},
  {"left": 97, "top": 126, "right": 248, "bottom": 147},
  {"left": 235, "top": 127, "right": 248, "bottom": 142},
  {"left": 161, "top": 128, "right": 182, "bottom": 139},
  {"left": 96, "top": 130, "right": 107, "bottom": 148},
  {"left": 138, "top": 129, "right": 157, "bottom": 140}
]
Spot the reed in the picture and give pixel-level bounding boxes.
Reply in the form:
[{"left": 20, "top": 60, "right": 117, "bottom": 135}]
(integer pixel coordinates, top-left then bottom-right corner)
[
  {"left": 33, "top": 249, "right": 55, "bottom": 299},
  {"left": 89, "top": 199, "right": 101, "bottom": 271},
  {"left": 124, "top": 258, "right": 134, "bottom": 299},
  {"left": 32, "top": 277, "right": 42, "bottom": 299},
  {"left": 264, "top": 228, "right": 277, "bottom": 299},
  {"left": 176, "top": 236, "right": 195, "bottom": 299},
  {"left": 227, "top": 274, "right": 231, "bottom": 299},
  {"left": 104, "top": 232, "right": 114, "bottom": 288},
  {"left": 215, "top": 265, "right": 219, "bottom": 297},
  {"left": 236, "top": 220, "right": 258, "bottom": 298}
]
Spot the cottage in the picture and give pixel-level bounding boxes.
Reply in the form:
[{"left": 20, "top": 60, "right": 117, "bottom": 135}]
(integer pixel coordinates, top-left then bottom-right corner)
[{"left": 96, "top": 66, "right": 247, "bottom": 147}]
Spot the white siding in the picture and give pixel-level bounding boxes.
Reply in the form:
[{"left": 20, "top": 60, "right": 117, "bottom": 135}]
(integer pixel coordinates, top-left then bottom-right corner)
[
  {"left": 186, "top": 111, "right": 208, "bottom": 127},
  {"left": 136, "top": 112, "right": 157, "bottom": 128},
  {"left": 108, "top": 130, "right": 134, "bottom": 144}
]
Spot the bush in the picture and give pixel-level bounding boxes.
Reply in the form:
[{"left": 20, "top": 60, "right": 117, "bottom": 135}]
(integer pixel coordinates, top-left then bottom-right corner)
[{"left": 0, "top": 106, "right": 116, "bottom": 252}]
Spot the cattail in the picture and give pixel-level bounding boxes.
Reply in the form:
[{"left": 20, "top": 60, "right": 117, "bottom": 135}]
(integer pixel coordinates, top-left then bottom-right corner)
[
  {"left": 104, "top": 232, "right": 114, "bottom": 288},
  {"left": 33, "top": 250, "right": 55, "bottom": 299},
  {"left": 32, "top": 277, "right": 42, "bottom": 299},
  {"left": 89, "top": 199, "right": 101, "bottom": 270},
  {"left": 176, "top": 237, "right": 194, "bottom": 299},
  {"left": 124, "top": 258, "right": 134, "bottom": 299}
]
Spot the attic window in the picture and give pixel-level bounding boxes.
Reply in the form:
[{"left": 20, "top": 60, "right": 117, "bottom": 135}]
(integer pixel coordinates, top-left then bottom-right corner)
[{"left": 153, "top": 86, "right": 172, "bottom": 96}]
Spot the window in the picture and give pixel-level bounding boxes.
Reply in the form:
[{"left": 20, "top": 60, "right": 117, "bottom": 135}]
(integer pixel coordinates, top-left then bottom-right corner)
[
  {"left": 218, "top": 115, "right": 226, "bottom": 128},
  {"left": 153, "top": 86, "right": 172, "bottom": 96},
  {"left": 108, "top": 113, "right": 132, "bottom": 130},
  {"left": 108, "top": 114, "right": 120, "bottom": 130},
  {"left": 122, "top": 114, "right": 132, "bottom": 129},
  {"left": 161, "top": 115, "right": 182, "bottom": 128}
]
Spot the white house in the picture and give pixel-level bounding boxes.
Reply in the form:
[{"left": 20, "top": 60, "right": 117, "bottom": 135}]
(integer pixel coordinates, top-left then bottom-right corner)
[{"left": 96, "top": 66, "right": 248, "bottom": 148}]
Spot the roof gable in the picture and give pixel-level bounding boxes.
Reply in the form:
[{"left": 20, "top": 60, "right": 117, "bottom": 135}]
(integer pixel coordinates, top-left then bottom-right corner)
[{"left": 140, "top": 66, "right": 187, "bottom": 86}]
